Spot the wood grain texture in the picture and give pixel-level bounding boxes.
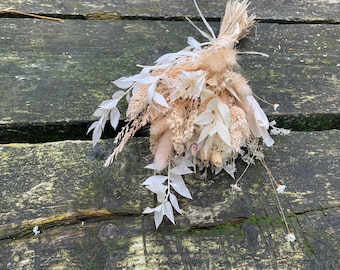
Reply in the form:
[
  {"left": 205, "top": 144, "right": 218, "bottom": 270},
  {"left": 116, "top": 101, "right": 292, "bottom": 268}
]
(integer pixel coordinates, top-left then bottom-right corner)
[
  {"left": 0, "top": 0, "right": 339, "bottom": 22},
  {"left": 0, "top": 20, "right": 338, "bottom": 126},
  {"left": 0, "top": 130, "right": 339, "bottom": 268},
  {"left": 0, "top": 0, "right": 339, "bottom": 268}
]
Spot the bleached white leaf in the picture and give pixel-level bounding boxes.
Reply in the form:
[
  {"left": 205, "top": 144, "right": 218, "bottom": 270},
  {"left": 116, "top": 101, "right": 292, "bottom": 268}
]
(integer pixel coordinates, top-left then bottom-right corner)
[
  {"left": 194, "top": 111, "right": 214, "bottom": 125},
  {"left": 142, "top": 206, "right": 155, "bottom": 214},
  {"left": 144, "top": 163, "right": 157, "bottom": 170},
  {"left": 153, "top": 91, "right": 169, "bottom": 108},
  {"left": 147, "top": 81, "right": 157, "bottom": 105},
  {"left": 155, "top": 50, "right": 195, "bottom": 65},
  {"left": 142, "top": 204, "right": 163, "bottom": 214},
  {"left": 170, "top": 165, "right": 193, "bottom": 175},
  {"left": 217, "top": 101, "right": 230, "bottom": 121},
  {"left": 156, "top": 191, "right": 166, "bottom": 203},
  {"left": 203, "top": 135, "right": 213, "bottom": 157},
  {"left": 173, "top": 156, "right": 194, "bottom": 168},
  {"left": 142, "top": 175, "right": 168, "bottom": 186},
  {"left": 126, "top": 91, "right": 131, "bottom": 103},
  {"left": 110, "top": 107, "right": 120, "bottom": 129},
  {"left": 197, "top": 125, "right": 211, "bottom": 143},
  {"left": 98, "top": 113, "right": 109, "bottom": 127},
  {"left": 208, "top": 125, "right": 217, "bottom": 136},
  {"left": 131, "top": 73, "right": 159, "bottom": 84},
  {"left": 164, "top": 201, "right": 175, "bottom": 225},
  {"left": 187, "top": 36, "right": 201, "bottom": 50},
  {"left": 207, "top": 98, "right": 219, "bottom": 111},
  {"left": 216, "top": 121, "right": 231, "bottom": 146},
  {"left": 92, "top": 124, "right": 103, "bottom": 147},
  {"left": 99, "top": 99, "right": 119, "bottom": 110},
  {"left": 169, "top": 193, "right": 181, "bottom": 214},
  {"left": 225, "top": 85, "right": 241, "bottom": 102},
  {"left": 93, "top": 108, "right": 106, "bottom": 117},
  {"left": 145, "top": 183, "right": 167, "bottom": 202},
  {"left": 113, "top": 77, "right": 134, "bottom": 89},
  {"left": 86, "top": 121, "right": 99, "bottom": 134},
  {"left": 223, "top": 162, "right": 236, "bottom": 179},
  {"left": 247, "top": 95, "right": 269, "bottom": 129},
  {"left": 170, "top": 174, "right": 192, "bottom": 199},
  {"left": 111, "top": 90, "right": 125, "bottom": 100},
  {"left": 154, "top": 205, "right": 165, "bottom": 228}
]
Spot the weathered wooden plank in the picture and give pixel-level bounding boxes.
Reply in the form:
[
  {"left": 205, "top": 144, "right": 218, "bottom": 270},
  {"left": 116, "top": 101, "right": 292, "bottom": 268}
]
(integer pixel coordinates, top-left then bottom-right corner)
[
  {"left": 0, "top": 19, "right": 338, "bottom": 131},
  {"left": 0, "top": 0, "right": 339, "bottom": 22},
  {"left": 0, "top": 130, "right": 339, "bottom": 268}
]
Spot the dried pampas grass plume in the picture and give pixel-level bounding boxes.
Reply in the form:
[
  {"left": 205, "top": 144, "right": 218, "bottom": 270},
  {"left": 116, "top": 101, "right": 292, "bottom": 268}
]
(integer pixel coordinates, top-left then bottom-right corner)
[{"left": 88, "top": 0, "right": 294, "bottom": 241}]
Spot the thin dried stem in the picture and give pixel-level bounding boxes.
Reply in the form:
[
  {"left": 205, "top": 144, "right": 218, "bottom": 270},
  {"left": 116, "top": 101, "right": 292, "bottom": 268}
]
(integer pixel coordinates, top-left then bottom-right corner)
[
  {"left": 0, "top": 9, "right": 62, "bottom": 22},
  {"left": 259, "top": 158, "right": 292, "bottom": 234}
]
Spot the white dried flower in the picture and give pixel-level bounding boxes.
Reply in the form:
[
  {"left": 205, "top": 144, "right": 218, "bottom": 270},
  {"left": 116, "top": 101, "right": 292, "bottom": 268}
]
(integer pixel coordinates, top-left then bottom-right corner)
[
  {"left": 33, "top": 226, "right": 40, "bottom": 236},
  {"left": 276, "top": 184, "right": 287, "bottom": 194},
  {"left": 285, "top": 232, "right": 296, "bottom": 242},
  {"left": 230, "top": 183, "right": 242, "bottom": 192}
]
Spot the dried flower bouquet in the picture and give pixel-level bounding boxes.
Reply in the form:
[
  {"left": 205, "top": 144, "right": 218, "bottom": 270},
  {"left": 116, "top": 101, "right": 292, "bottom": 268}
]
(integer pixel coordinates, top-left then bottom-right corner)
[{"left": 88, "top": 0, "right": 295, "bottom": 241}]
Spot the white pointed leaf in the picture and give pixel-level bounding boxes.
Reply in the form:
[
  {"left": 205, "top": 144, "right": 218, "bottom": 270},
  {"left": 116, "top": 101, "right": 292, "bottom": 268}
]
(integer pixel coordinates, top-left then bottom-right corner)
[
  {"left": 217, "top": 101, "right": 230, "bottom": 121},
  {"left": 170, "top": 165, "right": 193, "bottom": 175},
  {"left": 98, "top": 113, "right": 109, "bottom": 127},
  {"left": 142, "top": 206, "right": 155, "bottom": 214},
  {"left": 207, "top": 98, "right": 219, "bottom": 111},
  {"left": 169, "top": 193, "right": 181, "bottom": 214},
  {"left": 164, "top": 201, "right": 175, "bottom": 225},
  {"left": 153, "top": 91, "right": 169, "bottom": 108},
  {"left": 126, "top": 91, "right": 131, "bottom": 103},
  {"left": 143, "top": 204, "right": 163, "bottom": 214},
  {"left": 142, "top": 175, "right": 168, "bottom": 186},
  {"left": 194, "top": 111, "right": 214, "bottom": 125},
  {"left": 145, "top": 184, "right": 167, "bottom": 201},
  {"left": 131, "top": 73, "right": 159, "bottom": 84},
  {"left": 187, "top": 36, "right": 201, "bottom": 50},
  {"left": 93, "top": 108, "right": 106, "bottom": 117},
  {"left": 147, "top": 81, "right": 157, "bottom": 104},
  {"left": 203, "top": 135, "right": 213, "bottom": 157},
  {"left": 170, "top": 174, "right": 192, "bottom": 199},
  {"left": 99, "top": 99, "right": 119, "bottom": 109},
  {"left": 87, "top": 121, "right": 99, "bottom": 134},
  {"left": 156, "top": 191, "right": 166, "bottom": 203},
  {"left": 216, "top": 121, "right": 231, "bottom": 146},
  {"left": 110, "top": 107, "right": 120, "bottom": 129},
  {"left": 111, "top": 90, "right": 125, "bottom": 100},
  {"left": 174, "top": 156, "right": 194, "bottom": 168},
  {"left": 113, "top": 77, "right": 134, "bottom": 89},
  {"left": 225, "top": 85, "right": 241, "bottom": 102},
  {"left": 247, "top": 95, "right": 269, "bottom": 128},
  {"left": 197, "top": 125, "right": 211, "bottom": 143},
  {"left": 154, "top": 205, "right": 165, "bottom": 228},
  {"left": 92, "top": 124, "right": 103, "bottom": 147},
  {"left": 144, "top": 163, "right": 157, "bottom": 170},
  {"left": 208, "top": 125, "right": 217, "bottom": 136}
]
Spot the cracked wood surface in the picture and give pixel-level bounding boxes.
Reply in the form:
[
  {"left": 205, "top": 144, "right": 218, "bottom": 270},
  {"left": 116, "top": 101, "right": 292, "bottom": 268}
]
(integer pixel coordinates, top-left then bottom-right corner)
[
  {"left": 0, "top": 0, "right": 339, "bottom": 269},
  {"left": 0, "top": 19, "right": 339, "bottom": 143},
  {"left": 0, "top": 0, "right": 339, "bottom": 22},
  {"left": 0, "top": 130, "right": 339, "bottom": 269}
]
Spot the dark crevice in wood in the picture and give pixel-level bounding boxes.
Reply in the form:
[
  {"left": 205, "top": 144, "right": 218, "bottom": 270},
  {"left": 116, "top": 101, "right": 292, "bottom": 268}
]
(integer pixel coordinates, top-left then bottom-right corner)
[
  {"left": 0, "top": 208, "right": 139, "bottom": 241},
  {"left": 0, "top": 113, "right": 339, "bottom": 144},
  {"left": 293, "top": 204, "right": 340, "bottom": 216},
  {"left": 0, "top": 13, "right": 339, "bottom": 24}
]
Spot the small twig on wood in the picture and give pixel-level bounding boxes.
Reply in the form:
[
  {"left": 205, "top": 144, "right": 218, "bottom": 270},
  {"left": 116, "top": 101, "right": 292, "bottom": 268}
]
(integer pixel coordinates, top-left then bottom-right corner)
[{"left": 0, "top": 8, "right": 62, "bottom": 22}]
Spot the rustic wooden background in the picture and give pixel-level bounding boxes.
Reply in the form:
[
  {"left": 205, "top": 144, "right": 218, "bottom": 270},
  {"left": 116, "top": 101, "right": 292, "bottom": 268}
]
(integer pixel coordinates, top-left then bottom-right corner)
[{"left": 0, "top": 0, "right": 339, "bottom": 269}]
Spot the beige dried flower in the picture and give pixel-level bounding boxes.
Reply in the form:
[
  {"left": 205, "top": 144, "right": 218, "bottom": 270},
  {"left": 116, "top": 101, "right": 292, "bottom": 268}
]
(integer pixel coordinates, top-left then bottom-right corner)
[{"left": 88, "top": 0, "right": 294, "bottom": 241}]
